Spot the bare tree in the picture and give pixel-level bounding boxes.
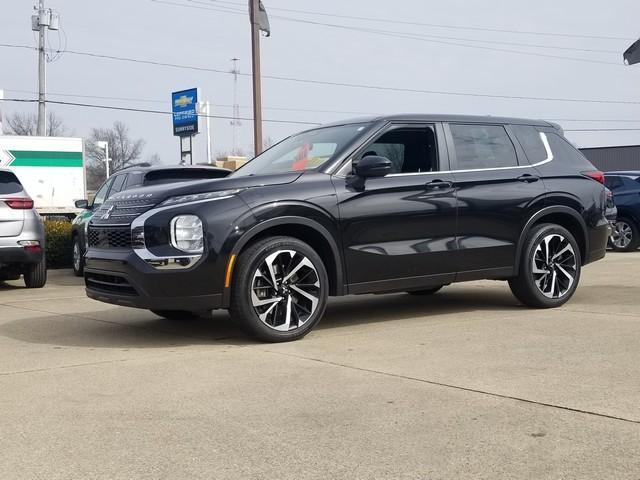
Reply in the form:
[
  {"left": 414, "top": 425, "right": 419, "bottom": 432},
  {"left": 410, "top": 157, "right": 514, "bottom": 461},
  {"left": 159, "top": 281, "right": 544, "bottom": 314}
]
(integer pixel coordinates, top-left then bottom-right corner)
[
  {"left": 85, "top": 121, "right": 147, "bottom": 190},
  {"left": 4, "top": 111, "right": 69, "bottom": 136}
]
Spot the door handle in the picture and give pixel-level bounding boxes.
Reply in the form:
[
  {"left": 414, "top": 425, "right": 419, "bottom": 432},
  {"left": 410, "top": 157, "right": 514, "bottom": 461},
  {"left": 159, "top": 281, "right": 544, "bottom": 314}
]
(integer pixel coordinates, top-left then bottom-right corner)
[
  {"left": 517, "top": 174, "right": 540, "bottom": 183},
  {"left": 425, "top": 180, "right": 453, "bottom": 190}
]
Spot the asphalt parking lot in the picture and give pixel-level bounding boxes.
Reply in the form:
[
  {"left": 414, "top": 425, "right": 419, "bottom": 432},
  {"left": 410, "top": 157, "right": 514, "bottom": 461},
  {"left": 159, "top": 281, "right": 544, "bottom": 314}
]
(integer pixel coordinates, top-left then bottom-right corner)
[{"left": 1, "top": 253, "right": 639, "bottom": 479}]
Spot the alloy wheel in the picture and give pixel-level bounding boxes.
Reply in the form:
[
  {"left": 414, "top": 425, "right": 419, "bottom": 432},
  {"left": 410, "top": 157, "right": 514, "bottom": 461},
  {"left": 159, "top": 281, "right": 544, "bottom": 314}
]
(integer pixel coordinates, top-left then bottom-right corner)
[
  {"left": 73, "top": 241, "right": 81, "bottom": 272},
  {"left": 611, "top": 221, "right": 633, "bottom": 249},
  {"left": 251, "top": 249, "right": 321, "bottom": 332},
  {"left": 531, "top": 234, "right": 577, "bottom": 299}
]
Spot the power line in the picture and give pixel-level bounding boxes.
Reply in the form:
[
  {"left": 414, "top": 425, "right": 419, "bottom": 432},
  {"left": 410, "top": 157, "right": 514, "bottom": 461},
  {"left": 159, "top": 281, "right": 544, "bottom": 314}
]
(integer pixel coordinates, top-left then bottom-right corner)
[
  {"left": 2, "top": 43, "right": 639, "bottom": 105},
  {"left": 2, "top": 88, "right": 376, "bottom": 115},
  {"left": 0, "top": 98, "right": 321, "bottom": 125},
  {"left": 4, "top": 98, "right": 640, "bottom": 133},
  {"left": 202, "top": 0, "right": 635, "bottom": 42},
  {"left": 152, "top": 1, "right": 624, "bottom": 66},
  {"left": 8, "top": 88, "right": 640, "bottom": 124}
]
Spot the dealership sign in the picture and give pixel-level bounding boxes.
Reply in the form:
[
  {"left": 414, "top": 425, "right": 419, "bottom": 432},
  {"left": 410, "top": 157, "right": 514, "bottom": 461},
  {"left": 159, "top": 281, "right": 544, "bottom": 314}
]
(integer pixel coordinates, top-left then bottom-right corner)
[{"left": 172, "top": 88, "right": 199, "bottom": 136}]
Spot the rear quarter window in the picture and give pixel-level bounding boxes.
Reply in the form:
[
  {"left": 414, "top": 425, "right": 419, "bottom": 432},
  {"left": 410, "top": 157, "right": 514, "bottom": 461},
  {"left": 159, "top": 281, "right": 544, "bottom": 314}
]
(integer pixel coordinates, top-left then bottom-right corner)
[
  {"left": 546, "top": 133, "right": 595, "bottom": 169},
  {"left": 510, "top": 125, "right": 548, "bottom": 164},
  {"left": 0, "top": 171, "right": 23, "bottom": 195}
]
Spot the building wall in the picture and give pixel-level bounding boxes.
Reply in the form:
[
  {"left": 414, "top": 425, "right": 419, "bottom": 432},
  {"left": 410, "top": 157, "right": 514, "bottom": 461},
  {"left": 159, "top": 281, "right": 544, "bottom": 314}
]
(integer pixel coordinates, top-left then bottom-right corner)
[{"left": 580, "top": 145, "right": 640, "bottom": 172}]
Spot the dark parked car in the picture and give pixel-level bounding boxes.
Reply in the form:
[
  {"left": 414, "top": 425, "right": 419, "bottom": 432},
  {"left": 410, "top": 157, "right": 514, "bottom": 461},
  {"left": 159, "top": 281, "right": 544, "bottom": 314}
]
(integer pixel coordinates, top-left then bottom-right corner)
[
  {"left": 604, "top": 171, "right": 640, "bottom": 251},
  {"left": 71, "top": 164, "right": 230, "bottom": 275},
  {"left": 84, "top": 115, "right": 609, "bottom": 342}
]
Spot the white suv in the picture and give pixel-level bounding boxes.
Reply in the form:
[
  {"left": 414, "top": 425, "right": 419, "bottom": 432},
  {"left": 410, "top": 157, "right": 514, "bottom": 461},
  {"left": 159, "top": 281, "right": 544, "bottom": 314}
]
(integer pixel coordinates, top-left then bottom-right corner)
[{"left": 0, "top": 169, "right": 46, "bottom": 288}]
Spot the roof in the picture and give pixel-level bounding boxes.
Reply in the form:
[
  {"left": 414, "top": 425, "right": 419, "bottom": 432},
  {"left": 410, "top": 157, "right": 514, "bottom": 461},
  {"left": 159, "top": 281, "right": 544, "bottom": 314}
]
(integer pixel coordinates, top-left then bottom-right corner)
[{"left": 320, "top": 113, "right": 555, "bottom": 128}]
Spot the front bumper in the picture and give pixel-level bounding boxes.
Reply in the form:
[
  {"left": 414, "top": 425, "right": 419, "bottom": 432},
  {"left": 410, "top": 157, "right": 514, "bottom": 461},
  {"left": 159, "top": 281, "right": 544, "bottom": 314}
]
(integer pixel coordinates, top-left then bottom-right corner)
[{"left": 84, "top": 248, "right": 223, "bottom": 311}]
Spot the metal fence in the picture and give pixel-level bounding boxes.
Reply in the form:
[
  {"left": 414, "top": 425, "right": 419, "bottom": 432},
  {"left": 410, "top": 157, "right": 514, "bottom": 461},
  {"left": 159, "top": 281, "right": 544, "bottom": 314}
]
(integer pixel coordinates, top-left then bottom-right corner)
[{"left": 580, "top": 145, "right": 640, "bottom": 172}]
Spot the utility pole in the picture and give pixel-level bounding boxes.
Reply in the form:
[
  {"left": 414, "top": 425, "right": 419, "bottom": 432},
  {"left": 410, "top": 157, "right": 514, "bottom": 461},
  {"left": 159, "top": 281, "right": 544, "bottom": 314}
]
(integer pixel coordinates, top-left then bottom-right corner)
[
  {"left": 37, "top": 0, "right": 47, "bottom": 136},
  {"left": 32, "top": 1, "right": 59, "bottom": 136},
  {"left": 230, "top": 58, "right": 241, "bottom": 155},
  {"left": 249, "top": 0, "right": 269, "bottom": 156},
  {"left": 249, "top": 0, "right": 262, "bottom": 156}
]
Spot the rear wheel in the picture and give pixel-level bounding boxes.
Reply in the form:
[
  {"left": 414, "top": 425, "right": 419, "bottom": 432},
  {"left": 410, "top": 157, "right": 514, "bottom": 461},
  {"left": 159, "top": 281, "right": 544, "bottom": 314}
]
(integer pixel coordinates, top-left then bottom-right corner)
[
  {"left": 609, "top": 218, "right": 639, "bottom": 252},
  {"left": 509, "top": 224, "right": 581, "bottom": 308},
  {"left": 24, "top": 257, "right": 47, "bottom": 289},
  {"left": 72, "top": 236, "right": 84, "bottom": 276},
  {"left": 229, "top": 236, "right": 328, "bottom": 342}
]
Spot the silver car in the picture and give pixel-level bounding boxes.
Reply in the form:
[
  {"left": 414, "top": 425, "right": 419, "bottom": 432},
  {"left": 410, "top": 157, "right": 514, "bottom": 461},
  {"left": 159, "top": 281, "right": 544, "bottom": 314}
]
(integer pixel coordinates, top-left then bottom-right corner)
[{"left": 0, "top": 169, "right": 47, "bottom": 288}]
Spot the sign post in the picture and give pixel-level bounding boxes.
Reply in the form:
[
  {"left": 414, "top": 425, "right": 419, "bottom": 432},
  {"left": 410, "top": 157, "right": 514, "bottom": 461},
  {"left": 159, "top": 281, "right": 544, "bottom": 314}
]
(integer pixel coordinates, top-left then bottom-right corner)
[{"left": 172, "top": 88, "right": 199, "bottom": 164}]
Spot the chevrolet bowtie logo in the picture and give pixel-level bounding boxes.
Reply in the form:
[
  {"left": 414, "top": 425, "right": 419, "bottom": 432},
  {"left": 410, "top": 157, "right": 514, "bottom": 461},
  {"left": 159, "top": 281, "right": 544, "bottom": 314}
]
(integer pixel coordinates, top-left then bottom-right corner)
[{"left": 174, "top": 95, "right": 194, "bottom": 108}]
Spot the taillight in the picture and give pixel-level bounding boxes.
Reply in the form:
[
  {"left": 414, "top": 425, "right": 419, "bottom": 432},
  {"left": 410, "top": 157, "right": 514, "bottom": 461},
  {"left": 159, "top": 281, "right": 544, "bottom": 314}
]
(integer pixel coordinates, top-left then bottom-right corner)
[
  {"left": 2, "top": 198, "right": 34, "bottom": 209},
  {"left": 582, "top": 170, "right": 605, "bottom": 184}
]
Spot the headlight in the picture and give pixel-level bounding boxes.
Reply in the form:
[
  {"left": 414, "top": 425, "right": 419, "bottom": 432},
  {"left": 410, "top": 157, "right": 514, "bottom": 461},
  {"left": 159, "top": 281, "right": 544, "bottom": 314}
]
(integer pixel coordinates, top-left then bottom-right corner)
[
  {"left": 170, "top": 215, "right": 204, "bottom": 254},
  {"left": 160, "top": 189, "right": 241, "bottom": 207}
]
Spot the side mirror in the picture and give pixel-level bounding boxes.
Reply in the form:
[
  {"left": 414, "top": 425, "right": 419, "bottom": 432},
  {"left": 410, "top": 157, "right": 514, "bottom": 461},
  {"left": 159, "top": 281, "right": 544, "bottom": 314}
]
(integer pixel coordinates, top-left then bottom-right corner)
[
  {"left": 75, "top": 199, "right": 89, "bottom": 209},
  {"left": 355, "top": 155, "right": 392, "bottom": 178}
]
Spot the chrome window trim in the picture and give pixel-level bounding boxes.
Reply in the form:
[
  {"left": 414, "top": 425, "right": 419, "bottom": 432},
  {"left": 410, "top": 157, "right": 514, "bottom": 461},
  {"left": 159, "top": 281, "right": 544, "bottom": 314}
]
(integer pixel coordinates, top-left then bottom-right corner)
[{"left": 336, "top": 132, "right": 553, "bottom": 178}]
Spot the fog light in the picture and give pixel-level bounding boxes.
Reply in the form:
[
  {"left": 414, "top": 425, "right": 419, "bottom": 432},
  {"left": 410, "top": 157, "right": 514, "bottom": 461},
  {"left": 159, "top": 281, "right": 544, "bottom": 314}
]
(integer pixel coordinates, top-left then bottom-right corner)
[{"left": 170, "top": 215, "right": 203, "bottom": 254}]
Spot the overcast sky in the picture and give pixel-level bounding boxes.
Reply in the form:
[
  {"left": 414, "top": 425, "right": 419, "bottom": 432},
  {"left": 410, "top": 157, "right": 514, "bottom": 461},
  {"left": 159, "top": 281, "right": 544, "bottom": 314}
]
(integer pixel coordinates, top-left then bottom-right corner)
[{"left": 2, "top": 0, "right": 640, "bottom": 164}]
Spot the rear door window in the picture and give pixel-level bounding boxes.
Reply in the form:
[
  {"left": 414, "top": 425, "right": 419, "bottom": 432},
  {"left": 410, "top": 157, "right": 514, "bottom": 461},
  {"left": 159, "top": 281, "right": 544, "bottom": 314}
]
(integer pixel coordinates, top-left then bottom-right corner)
[
  {"left": 0, "top": 171, "right": 23, "bottom": 195},
  {"left": 449, "top": 124, "right": 518, "bottom": 170},
  {"left": 511, "top": 125, "right": 548, "bottom": 164}
]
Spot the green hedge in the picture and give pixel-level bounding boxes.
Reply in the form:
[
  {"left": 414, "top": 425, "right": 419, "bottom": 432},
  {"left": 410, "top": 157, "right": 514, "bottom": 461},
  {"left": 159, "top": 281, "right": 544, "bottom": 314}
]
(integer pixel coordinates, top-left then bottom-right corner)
[{"left": 44, "top": 220, "right": 73, "bottom": 269}]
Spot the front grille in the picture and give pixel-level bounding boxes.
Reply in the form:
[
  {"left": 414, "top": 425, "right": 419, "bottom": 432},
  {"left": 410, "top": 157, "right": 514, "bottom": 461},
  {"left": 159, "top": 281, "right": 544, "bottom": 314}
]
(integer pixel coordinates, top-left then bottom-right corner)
[
  {"left": 85, "top": 272, "right": 138, "bottom": 296},
  {"left": 91, "top": 198, "right": 157, "bottom": 226},
  {"left": 88, "top": 226, "right": 132, "bottom": 249}
]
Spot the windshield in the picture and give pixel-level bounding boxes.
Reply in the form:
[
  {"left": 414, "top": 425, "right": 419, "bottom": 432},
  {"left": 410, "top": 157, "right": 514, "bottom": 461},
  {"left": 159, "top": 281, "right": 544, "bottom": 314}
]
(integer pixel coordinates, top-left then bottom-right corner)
[{"left": 232, "top": 123, "right": 371, "bottom": 177}]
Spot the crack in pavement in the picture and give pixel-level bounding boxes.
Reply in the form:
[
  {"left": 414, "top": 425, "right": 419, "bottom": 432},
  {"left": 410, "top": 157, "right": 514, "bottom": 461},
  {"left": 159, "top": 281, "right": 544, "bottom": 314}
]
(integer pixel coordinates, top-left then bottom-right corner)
[{"left": 256, "top": 348, "right": 640, "bottom": 425}]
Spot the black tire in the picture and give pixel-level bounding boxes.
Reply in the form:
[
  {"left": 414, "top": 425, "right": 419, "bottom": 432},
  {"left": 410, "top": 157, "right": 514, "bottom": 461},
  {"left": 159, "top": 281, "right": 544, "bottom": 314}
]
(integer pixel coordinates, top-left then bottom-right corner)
[
  {"left": 229, "top": 236, "right": 329, "bottom": 342},
  {"left": 509, "top": 223, "right": 581, "bottom": 308},
  {"left": 407, "top": 286, "right": 443, "bottom": 295},
  {"left": 609, "top": 217, "right": 640, "bottom": 252},
  {"left": 151, "top": 310, "right": 200, "bottom": 320},
  {"left": 24, "top": 257, "right": 47, "bottom": 289},
  {"left": 72, "top": 236, "right": 84, "bottom": 276}
]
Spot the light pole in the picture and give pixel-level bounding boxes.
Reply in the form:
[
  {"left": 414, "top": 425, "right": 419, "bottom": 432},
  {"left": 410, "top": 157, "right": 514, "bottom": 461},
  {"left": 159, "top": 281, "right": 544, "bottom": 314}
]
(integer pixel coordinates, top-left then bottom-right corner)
[
  {"left": 198, "top": 101, "right": 212, "bottom": 164},
  {"left": 96, "top": 141, "right": 110, "bottom": 178}
]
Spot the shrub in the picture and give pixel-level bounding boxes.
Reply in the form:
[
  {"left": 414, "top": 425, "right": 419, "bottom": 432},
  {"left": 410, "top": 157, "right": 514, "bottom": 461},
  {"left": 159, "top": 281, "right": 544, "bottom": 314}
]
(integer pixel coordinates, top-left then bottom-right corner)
[{"left": 44, "top": 220, "right": 73, "bottom": 269}]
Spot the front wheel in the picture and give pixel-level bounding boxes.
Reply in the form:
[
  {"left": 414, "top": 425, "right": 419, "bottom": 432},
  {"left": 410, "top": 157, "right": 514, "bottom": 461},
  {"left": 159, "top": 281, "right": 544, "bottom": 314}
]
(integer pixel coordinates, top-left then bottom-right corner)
[
  {"left": 509, "top": 224, "right": 581, "bottom": 308},
  {"left": 72, "top": 237, "right": 84, "bottom": 276},
  {"left": 229, "top": 236, "right": 329, "bottom": 342},
  {"left": 609, "top": 218, "right": 639, "bottom": 252}
]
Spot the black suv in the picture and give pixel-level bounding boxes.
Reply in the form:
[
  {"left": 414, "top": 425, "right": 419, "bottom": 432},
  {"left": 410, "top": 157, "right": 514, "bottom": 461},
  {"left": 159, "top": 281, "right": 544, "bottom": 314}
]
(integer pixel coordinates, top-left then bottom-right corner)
[{"left": 84, "top": 115, "right": 609, "bottom": 342}]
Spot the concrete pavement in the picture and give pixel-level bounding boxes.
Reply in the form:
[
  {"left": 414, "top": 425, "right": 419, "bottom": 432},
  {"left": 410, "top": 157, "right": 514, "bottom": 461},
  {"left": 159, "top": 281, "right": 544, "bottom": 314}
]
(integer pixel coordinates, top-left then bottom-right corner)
[{"left": 0, "top": 253, "right": 639, "bottom": 479}]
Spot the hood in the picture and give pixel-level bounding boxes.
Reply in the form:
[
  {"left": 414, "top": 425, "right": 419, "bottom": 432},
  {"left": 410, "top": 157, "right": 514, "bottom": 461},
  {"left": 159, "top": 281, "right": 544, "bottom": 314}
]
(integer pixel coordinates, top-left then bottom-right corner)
[{"left": 107, "top": 171, "right": 304, "bottom": 205}]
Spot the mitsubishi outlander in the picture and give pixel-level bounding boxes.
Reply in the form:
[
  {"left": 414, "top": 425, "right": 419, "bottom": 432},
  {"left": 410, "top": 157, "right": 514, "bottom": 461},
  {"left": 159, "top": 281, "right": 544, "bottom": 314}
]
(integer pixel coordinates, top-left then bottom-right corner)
[{"left": 84, "top": 115, "right": 609, "bottom": 342}]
